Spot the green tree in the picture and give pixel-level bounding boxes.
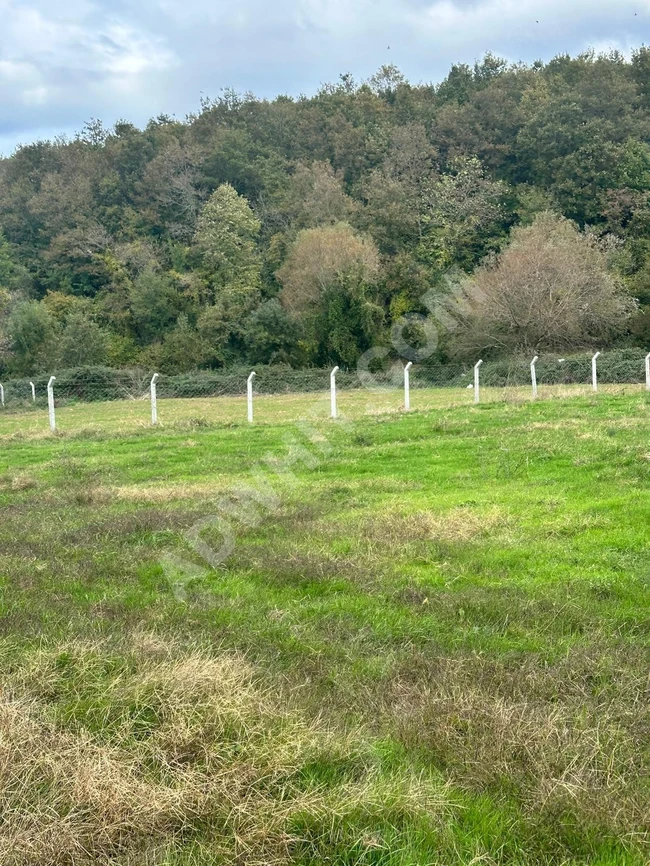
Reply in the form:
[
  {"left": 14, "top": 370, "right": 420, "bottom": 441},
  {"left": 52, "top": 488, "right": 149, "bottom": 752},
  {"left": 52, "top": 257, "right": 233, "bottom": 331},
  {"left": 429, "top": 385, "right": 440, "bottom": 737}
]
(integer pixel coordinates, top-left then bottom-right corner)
[
  {"left": 0, "top": 233, "right": 31, "bottom": 295},
  {"left": 58, "top": 312, "right": 109, "bottom": 367},
  {"left": 421, "top": 156, "right": 506, "bottom": 269},
  {"left": 7, "top": 301, "right": 58, "bottom": 374},
  {"left": 194, "top": 183, "right": 261, "bottom": 303},
  {"left": 282, "top": 161, "right": 357, "bottom": 229},
  {"left": 277, "top": 224, "right": 383, "bottom": 363},
  {"left": 129, "top": 270, "right": 183, "bottom": 344},
  {"left": 243, "top": 299, "right": 302, "bottom": 365},
  {"left": 154, "top": 314, "right": 206, "bottom": 373},
  {"left": 315, "top": 273, "right": 385, "bottom": 365},
  {"left": 363, "top": 124, "right": 438, "bottom": 254}
]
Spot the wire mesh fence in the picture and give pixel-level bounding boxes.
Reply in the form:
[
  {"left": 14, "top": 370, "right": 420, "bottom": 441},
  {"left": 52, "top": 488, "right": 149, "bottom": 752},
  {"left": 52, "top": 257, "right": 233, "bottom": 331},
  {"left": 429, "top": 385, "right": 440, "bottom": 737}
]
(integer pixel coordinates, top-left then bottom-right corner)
[{"left": 0, "top": 349, "right": 648, "bottom": 433}]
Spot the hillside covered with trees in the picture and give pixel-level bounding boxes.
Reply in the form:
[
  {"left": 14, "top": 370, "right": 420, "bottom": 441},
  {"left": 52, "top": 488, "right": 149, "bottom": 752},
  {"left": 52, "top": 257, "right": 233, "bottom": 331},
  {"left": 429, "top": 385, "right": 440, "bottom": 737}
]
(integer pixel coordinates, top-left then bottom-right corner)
[{"left": 1, "top": 49, "right": 650, "bottom": 376}]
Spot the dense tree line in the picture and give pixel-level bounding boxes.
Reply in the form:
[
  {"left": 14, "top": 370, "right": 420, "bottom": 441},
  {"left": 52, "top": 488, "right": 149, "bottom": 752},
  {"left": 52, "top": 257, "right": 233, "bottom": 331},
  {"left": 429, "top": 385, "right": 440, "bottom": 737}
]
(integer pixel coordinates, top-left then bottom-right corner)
[{"left": 1, "top": 50, "right": 650, "bottom": 376}]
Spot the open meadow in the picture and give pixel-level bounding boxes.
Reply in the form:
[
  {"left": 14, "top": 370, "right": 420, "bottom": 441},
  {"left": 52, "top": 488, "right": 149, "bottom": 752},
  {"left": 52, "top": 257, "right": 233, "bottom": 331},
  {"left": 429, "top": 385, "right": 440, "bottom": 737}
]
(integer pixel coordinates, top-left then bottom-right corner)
[{"left": 1, "top": 388, "right": 650, "bottom": 865}]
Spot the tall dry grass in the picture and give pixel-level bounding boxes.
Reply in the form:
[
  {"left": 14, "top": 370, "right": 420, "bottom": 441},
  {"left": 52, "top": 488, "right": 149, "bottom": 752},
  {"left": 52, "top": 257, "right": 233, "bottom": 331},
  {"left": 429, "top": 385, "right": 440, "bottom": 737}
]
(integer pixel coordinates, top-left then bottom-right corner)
[{"left": 0, "top": 637, "right": 452, "bottom": 865}]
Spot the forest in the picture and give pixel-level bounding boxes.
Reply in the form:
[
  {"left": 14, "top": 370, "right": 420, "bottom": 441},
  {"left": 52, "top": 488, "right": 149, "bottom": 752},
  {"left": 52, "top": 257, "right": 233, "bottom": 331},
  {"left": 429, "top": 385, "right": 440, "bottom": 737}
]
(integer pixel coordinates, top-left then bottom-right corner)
[{"left": 1, "top": 49, "right": 650, "bottom": 376}]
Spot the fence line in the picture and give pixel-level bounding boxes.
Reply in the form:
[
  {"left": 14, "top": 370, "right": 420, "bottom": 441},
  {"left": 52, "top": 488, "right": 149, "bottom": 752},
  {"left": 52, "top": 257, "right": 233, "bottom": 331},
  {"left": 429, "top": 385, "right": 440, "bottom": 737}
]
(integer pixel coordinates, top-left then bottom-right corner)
[{"left": 1, "top": 350, "right": 649, "bottom": 431}]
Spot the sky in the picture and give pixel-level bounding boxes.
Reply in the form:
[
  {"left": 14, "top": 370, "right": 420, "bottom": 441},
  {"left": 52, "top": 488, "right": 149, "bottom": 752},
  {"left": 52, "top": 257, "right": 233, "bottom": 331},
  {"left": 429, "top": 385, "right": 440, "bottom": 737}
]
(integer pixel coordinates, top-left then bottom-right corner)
[{"left": 0, "top": 0, "right": 648, "bottom": 155}]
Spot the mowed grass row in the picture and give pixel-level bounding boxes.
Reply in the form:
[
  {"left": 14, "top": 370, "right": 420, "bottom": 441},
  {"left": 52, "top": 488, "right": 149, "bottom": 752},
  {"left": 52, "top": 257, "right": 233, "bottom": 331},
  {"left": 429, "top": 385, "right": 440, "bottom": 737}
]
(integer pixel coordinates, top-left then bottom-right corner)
[{"left": 0, "top": 391, "right": 649, "bottom": 864}]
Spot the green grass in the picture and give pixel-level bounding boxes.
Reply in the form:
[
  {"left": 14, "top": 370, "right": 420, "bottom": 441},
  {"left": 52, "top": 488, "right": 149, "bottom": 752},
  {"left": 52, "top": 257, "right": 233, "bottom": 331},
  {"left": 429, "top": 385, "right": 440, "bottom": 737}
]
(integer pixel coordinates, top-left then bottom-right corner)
[
  {"left": 1, "top": 388, "right": 649, "bottom": 864},
  {"left": 0, "top": 381, "right": 644, "bottom": 438}
]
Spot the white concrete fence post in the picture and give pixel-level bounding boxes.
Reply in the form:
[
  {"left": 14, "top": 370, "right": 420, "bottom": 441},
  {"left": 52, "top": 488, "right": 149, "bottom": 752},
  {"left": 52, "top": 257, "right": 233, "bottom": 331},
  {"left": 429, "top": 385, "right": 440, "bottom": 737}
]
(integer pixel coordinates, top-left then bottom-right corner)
[
  {"left": 330, "top": 366, "right": 339, "bottom": 419},
  {"left": 531, "top": 356, "right": 539, "bottom": 399},
  {"left": 646, "top": 353, "right": 650, "bottom": 392},
  {"left": 150, "top": 373, "right": 159, "bottom": 426},
  {"left": 247, "top": 371, "right": 256, "bottom": 423},
  {"left": 592, "top": 351, "right": 601, "bottom": 393},
  {"left": 404, "top": 361, "right": 413, "bottom": 411},
  {"left": 47, "top": 376, "right": 56, "bottom": 432},
  {"left": 473, "top": 359, "right": 483, "bottom": 405},
  {"left": 0, "top": 383, "right": 4, "bottom": 407},
  {"left": 30, "top": 381, "right": 35, "bottom": 403}
]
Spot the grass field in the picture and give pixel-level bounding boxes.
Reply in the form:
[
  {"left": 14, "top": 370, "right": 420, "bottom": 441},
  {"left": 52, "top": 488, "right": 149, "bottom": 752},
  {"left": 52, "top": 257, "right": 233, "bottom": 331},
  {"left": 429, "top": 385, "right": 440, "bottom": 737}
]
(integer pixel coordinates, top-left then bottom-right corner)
[
  {"left": 1, "top": 387, "right": 650, "bottom": 864},
  {"left": 0, "top": 381, "right": 645, "bottom": 438}
]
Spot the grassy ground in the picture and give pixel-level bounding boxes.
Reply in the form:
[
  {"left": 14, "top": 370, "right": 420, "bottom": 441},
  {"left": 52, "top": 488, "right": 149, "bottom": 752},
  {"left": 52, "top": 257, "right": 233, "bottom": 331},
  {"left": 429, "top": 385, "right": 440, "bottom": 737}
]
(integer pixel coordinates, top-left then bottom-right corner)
[
  {"left": 0, "top": 382, "right": 644, "bottom": 438},
  {"left": 1, "top": 388, "right": 649, "bottom": 864}
]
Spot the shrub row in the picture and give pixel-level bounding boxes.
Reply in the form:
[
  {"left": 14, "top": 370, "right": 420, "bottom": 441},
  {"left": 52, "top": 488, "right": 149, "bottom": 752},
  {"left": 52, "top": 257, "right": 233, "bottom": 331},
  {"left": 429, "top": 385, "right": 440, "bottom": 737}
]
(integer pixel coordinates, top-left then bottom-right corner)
[{"left": 0, "top": 349, "right": 647, "bottom": 410}]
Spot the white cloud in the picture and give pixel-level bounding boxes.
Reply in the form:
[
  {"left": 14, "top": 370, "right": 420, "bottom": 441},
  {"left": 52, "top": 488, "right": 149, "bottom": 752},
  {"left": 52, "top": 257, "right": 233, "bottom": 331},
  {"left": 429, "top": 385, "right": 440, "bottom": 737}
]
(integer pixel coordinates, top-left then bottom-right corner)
[
  {"left": 22, "top": 86, "right": 49, "bottom": 106},
  {"left": 0, "top": 0, "right": 647, "bottom": 154},
  {"left": 0, "top": 3, "right": 175, "bottom": 76},
  {"left": 0, "top": 59, "right": 38, "bottom": 83},
  {"left": 296, "top": 0, "right": 374, "bottom": 33},
  {"left": 403, "top": 0, "right": 648, "bottom": 57},
  {"left": 0, "top": 0, "right": 177, "bottom": 150}
]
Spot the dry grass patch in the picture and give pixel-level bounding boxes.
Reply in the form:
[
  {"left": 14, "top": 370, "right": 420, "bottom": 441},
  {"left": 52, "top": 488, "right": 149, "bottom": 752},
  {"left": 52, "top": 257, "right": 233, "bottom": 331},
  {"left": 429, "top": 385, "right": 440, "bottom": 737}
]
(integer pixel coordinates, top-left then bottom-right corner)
[
  {"left": 381, "top": 648, "right": 650, "bottom": 846},
  {"left": 106, "top": 482, "right": 227, "bottom": 505},
  {"left": 0, "top": 474, "right": 39, "bottom": 492},
  {"left": 0, "top": 697, "right": 195, "bottom": 865},
  {"left": 361, "top": 507, "right": 513, "bottom": 545},
  {"left": 236, "top": 543, "right": 381, "bottom": 589},
  {"left": 0, "top": 639, "right": 454, "bottom": 865},
  {"left": 232, "top": 507, "right": 513, "bottom": 591}
]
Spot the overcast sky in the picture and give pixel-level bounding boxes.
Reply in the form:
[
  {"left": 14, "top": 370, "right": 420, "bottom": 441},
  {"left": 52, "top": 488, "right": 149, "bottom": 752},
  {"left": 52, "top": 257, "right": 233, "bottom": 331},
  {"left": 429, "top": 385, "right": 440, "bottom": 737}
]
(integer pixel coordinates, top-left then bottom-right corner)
[{"left": 0, "top": 0, "right": 647, "bottom": 155}]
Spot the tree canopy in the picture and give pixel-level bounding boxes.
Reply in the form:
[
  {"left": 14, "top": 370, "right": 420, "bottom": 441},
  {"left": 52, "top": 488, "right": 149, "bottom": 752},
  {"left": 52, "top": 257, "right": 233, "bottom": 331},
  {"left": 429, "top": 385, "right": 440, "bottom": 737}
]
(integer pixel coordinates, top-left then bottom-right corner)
[{"left": 1, "top": 50, "right": 650, "bottom": 375}]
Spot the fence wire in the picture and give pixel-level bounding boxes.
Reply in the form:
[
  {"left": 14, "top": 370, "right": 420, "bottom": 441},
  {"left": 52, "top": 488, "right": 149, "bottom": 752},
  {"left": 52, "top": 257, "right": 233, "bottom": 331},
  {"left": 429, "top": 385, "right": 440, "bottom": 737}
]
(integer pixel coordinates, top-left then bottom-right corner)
[{"left": 0, "top": 351, "right": 648, "bottom": 427}]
